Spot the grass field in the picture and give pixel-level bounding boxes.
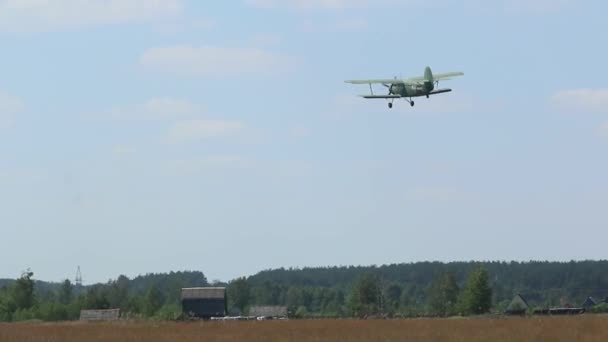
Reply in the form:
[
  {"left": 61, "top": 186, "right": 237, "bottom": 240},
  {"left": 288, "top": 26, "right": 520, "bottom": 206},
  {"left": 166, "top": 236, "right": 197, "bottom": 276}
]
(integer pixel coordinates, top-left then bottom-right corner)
[{"left": 1, "top": 316, "right": 607, "bottom": 342}]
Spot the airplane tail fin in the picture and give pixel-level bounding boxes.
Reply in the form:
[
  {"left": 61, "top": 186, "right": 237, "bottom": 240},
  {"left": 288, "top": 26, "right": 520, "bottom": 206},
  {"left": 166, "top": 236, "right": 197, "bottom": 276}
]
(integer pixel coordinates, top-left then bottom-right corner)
[
  {"left": 424, "top": 66, "right": 434, "bottom": 91},
  {"left": 424, "top": 66, "right": 434, "bottom": 82}
]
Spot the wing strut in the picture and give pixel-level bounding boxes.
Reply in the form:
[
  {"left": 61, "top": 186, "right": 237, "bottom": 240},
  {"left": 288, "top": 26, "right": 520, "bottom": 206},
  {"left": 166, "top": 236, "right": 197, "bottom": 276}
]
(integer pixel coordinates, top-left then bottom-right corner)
[{"left": 369, "top": 83, "right": 374, "bottom": 96}]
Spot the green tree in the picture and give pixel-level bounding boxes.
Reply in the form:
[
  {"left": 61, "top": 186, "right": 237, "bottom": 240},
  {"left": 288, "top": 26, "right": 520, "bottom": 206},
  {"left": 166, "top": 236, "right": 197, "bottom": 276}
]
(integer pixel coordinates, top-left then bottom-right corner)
[
  {"left": 428, "top": 272, "right": 459, "bottom": 317},
  {"left": 13, "top": 270, "right": 35, "bottom": 310},
  {"left": 384, "top": 283, "right": 402, "bottom": 314},
  {"left": 84, "top": 285, "right": 110, "bottom": 310},
  {"left": 227, "top": 277, "right": 250, "bottom": 315},
  {"left": 144, "top": 285, "right": 163, "bottom": 316},
  {"left": 107, "top": 275, "right": 130, "bottom": 309},
  {"left": 347, "top": 273, "right": 381, "bottom": 317},
  {"left": 459, "top": 267, "right": 492, "bottom": 315},
  {"left": 58, "top": 279, "right": 73, "bottom": 305}
]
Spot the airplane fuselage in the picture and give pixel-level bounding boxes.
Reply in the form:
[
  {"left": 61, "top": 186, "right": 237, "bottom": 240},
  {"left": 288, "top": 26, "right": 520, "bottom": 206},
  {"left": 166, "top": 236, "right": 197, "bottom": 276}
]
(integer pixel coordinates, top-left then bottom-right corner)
[{"left": 389, "top": 81, "right": 435, "bottom": 98}]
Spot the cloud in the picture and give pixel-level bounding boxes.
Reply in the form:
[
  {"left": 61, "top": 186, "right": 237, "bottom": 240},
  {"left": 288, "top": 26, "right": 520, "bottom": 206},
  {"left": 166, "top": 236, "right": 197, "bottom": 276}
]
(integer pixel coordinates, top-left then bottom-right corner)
[
  {"left": 245, "top": 0, "right": 374, "bottom": 10},
  {"left": 0, "top": 90, "right": 24, "bottom": 128},
  {"left": 0, "top": 0, "right": 183, "bottom": 33},
  {"left": 299, "top": 17, "right": 369, "bottom": 33},
  {"left": 97, "top": 98, "right": 203, "bottom": 121},
  {"left": 140, "top": 45, "right": 296, "bottom": 77},
  {"left": 551, "top": 89, "right": 608, "bottom": 114},
  {"left": 167, "top": 119, "right": 244, "bottom": 144}
]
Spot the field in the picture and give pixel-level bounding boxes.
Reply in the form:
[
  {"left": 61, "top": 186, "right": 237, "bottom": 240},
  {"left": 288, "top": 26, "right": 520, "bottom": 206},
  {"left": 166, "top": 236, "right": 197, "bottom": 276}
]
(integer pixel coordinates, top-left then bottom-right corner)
[{"left": 1, "top": 316, "right": 608, "bottom": 342}]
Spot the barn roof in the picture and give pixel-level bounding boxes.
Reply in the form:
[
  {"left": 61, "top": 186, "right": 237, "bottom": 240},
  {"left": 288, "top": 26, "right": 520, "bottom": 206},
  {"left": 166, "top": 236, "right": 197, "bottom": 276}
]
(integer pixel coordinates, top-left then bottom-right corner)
[
  {"left": 181, "top": 287, "right": 226, "bottom": 300},
  {"left": 505, "top": 294, "right": 530, "bottom": 313},
  {"left": 581, "top": 297, "right": 597, "bottom": 309}
]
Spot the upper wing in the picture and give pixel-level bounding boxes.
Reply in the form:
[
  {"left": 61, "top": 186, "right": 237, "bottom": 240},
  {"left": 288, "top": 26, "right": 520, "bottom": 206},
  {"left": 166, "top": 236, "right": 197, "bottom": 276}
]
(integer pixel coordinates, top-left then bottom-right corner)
[
  {"left": 345, "top": 79, "right": 404, "bottom": 85},
  {"left": 345, "top": 72, "right": 463, "bottom": 85}
]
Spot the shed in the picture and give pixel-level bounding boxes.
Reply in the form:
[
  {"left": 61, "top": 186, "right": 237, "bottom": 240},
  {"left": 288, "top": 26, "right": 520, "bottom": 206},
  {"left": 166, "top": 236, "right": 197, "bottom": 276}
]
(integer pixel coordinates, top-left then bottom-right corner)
[
  {"left": 181, "top": 287, "right": 226, "bottom": 319},
  {"left": 80, "top": 309, "right": 120, "bottom": 321},
  {"left": 249, "top": 305, "right": 288, "bottom": 318},
  {"left": 505, "top": 294, "right": 529, "bottom": 315},
  {"left": 581, "top": 297, "right": 597, "bottom": 309}
]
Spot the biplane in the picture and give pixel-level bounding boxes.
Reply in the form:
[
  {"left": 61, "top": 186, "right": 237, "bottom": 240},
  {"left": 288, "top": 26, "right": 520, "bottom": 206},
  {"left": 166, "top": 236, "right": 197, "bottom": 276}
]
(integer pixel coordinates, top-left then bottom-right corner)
[{"left": 345, "top": 67, "right": 464, "bottom": 108}]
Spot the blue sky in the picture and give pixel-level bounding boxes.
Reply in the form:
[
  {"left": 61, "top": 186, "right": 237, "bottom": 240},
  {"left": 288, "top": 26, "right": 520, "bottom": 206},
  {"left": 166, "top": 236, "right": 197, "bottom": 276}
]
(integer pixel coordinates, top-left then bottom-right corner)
[{"left": 1, "top": 0, "right": 607, "bottom": 284}]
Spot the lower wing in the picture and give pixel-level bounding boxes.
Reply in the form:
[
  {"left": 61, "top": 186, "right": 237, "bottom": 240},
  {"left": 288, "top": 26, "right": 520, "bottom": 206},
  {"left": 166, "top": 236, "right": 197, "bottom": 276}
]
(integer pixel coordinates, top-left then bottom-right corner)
[
  {"left": 361, "top": 89, "right": 451, "bottom": 99},
  {"left": 360, "top": 95, "right": 402, "bottom": 99}
]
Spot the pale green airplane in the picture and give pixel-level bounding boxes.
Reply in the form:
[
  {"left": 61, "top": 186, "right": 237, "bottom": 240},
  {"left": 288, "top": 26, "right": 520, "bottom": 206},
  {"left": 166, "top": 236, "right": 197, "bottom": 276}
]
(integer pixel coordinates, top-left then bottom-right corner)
[{"left": 345, "top": 66, "right": 464, "bottom": 109}]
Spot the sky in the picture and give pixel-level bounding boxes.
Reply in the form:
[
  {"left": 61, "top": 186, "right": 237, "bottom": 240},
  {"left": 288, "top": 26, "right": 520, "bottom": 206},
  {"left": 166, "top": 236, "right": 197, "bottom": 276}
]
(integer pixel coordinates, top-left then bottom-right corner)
[{"left": 0, "top": 0, "right": 607, "bottom": 284}]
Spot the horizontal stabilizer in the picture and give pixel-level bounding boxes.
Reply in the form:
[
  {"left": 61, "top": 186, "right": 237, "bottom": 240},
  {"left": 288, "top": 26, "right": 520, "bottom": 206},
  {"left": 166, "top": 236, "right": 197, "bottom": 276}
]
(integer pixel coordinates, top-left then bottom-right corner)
[
  {"left": 360, "top": 95, "right": 402, "bottom": 99},
  {"left": 429, "top": 88, "right": 452, "bottom": 95},
  {"left": 432, "top": 72, "right": 464, "bottom": 80}
]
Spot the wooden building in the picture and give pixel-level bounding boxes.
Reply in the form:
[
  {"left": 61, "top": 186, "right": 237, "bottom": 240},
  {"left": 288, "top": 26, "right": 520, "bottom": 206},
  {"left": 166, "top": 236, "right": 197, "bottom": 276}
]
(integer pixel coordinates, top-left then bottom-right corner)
[
  {"left": 79, "top": 309, "right": 120, "bottom": 321},
  {"left": 249, "top": 305, "right": 288, "bottom": 319},
  {"left": 181, "top": 287, "right": 227, "bottom": 319}
]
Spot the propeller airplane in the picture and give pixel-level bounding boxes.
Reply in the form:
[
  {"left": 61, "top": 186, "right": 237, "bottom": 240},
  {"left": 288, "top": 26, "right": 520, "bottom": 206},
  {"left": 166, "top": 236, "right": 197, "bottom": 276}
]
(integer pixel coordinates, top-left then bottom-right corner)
[{"left": 345, "top": 67, "right": 464, "bottom": 109}]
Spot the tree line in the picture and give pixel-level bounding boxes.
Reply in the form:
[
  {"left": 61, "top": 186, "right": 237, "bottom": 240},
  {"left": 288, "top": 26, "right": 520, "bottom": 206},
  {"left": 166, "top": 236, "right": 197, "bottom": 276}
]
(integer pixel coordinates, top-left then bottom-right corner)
[{"left": 1, "top": 260, "right": 607, "bottom": 321}]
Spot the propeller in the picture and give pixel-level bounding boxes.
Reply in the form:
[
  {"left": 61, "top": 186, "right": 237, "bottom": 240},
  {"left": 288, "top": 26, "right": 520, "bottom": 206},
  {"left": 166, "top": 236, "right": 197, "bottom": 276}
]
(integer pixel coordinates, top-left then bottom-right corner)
[{"left": 383, "top": 76, "right": 398, "bottom": 94}]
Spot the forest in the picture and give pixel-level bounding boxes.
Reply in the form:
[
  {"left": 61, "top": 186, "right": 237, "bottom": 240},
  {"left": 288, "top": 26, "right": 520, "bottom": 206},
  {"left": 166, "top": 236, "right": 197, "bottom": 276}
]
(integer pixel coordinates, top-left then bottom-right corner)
[{"left": 1, "top": 260, "right": 608, "bottom": 321}]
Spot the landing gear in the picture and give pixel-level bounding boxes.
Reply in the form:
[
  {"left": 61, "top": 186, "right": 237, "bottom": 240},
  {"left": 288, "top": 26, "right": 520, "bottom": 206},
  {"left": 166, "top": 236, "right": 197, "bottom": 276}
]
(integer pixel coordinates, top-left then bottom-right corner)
[
  {"left": 410, "top": 100, "right": 415, "bottom": 107},
  {"left": 388, "top": 102, "right": 393, "bottom": 109}
]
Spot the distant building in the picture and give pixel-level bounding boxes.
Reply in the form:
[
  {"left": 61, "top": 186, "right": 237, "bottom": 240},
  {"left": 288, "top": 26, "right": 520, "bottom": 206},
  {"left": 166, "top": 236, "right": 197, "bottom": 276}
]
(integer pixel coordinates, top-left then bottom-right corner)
[
  {"left": 581, "top": 297, "right": 597, "bottom": 310},
  {"left": 80, "top": 309, "right": 120, "bottom": 321},
  {"left": 533, "top": 307, "right": 585, "bottom": 315},
  {"left": 505, "top": 294, "right": 529, "bottom": 315},
  {"left": 249, "top": 305, "right": 288, "bottom": 319},
  {"left": 181, "top": 287, "right": 226, "bottom": 319}
]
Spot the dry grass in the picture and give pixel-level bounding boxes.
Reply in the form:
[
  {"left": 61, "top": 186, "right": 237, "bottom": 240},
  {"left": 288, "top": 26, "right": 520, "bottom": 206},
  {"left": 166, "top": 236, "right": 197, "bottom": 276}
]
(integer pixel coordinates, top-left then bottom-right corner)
[{"left": 1, "top": 316, "right": 608, "bottom": 342}]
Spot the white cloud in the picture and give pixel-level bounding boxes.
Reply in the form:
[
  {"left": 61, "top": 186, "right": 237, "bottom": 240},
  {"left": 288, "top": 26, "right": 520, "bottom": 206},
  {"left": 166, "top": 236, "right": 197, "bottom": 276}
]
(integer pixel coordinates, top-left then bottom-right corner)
[
  {"left": 247, "top": 0, "right": 570, "bottom": 14},
  {"left": 0, "top": 90, "right": 24, "bottom": 128},
  {"left": 245, "top": 0, "right": 373, "bottom": 10},
  {"left": 299, "top": 17, "right": 369, "bottom": 33},
  {"left": 140, "top": 45, "right": 296, "bottom": 77},
  {"left": 551, "top": 89, "right": 608, "bottom": 114},
  {"left": 99, "top": 98, "right": 202, "bottom": 121},
  {"left": 0, "top": 0, "right": 183, "bottom": 33},
  {"left": 167, "top": 119, "right": 244, "bottom": 144}
]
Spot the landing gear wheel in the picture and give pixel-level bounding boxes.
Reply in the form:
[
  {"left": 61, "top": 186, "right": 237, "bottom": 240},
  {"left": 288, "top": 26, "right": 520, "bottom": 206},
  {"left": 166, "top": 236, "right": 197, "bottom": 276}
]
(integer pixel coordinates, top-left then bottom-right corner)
[
  {"left": 410, "top": 101, "right": 415, "bottom": 107},
  {"left": 388, "top": 102, "right": 393, "bottom": 109}
]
